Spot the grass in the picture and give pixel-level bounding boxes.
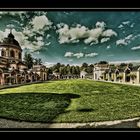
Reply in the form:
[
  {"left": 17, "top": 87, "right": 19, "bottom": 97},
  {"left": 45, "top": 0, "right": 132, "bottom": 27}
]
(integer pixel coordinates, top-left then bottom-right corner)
[{"left": 0, "top": 79, "right": 140, "bottom": 122}]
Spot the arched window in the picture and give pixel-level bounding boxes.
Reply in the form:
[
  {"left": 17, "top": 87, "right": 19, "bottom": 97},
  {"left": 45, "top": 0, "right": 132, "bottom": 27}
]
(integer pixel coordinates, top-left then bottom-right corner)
[
  {"left": 18, "top": 52, "right": 21, "bottom": 59},
  {"left": 10, "top": 50, "right": 15, "bottom": 58},
  {"left": 1, "top": 50, "right": 6, "bottom": 57}
]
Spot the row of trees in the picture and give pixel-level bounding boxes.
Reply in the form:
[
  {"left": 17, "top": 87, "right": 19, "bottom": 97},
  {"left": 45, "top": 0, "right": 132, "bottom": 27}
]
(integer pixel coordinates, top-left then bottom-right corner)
[
  {"left": 23, "top": 52, "right": 94, "bottom": 75},
  {"left": 23, "top": 52, "right": 42, "bottom": 69},
  {"left": 47, "top": 62, "right": 94, "bottom": 75}
]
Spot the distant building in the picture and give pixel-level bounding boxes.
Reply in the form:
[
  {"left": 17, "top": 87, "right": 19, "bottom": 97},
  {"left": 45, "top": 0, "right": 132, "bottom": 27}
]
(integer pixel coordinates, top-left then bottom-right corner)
[
  {"left": 93, "top": 63, "right": 109, "bottom": 80},
  {"left": 80, "top": 70, "right": 88, "bottom": 79},
  {"left": 93, "top": 62, "right": 140, "bottom": 84}
]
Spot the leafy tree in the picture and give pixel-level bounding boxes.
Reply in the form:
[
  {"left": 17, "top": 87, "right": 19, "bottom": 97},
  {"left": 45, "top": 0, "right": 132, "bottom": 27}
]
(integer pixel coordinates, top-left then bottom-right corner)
[
  {"left": 82, "top": 63, "right": 88, "bottom": 68},
  {"left": 71, "top": 66, "right": 76, "bottom": 75},
  {"left": 75, "top": 66, "right": 80, "bottom": 75},
  {"left": 66, "top": 64, "right": 71, "bottom": 74},
  {"left": 120, "top": 63, "right": 127, "bottom": 67},
  {"left": 23, "top": 52, "right": 33, "bottom": 69},
  {"left": 33, "top": 58, "right": 42, "bottom": 65},
  {"left": 47, "top": 68, "right": 52, "bottom": 74},
  {"left": 98, "top": 61, "right": 108, "bottom": 64}
]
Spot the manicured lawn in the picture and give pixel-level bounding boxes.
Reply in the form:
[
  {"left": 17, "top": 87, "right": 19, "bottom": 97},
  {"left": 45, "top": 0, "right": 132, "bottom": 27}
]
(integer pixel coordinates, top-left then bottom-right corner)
[{"left": 0, "top": 79, "right": 140, "bottom": 123}]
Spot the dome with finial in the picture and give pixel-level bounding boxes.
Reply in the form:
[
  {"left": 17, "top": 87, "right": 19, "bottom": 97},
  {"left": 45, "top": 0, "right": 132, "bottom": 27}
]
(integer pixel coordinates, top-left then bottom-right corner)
[
  {"left": 8, "top": 32, "right": 15, "bottom": 39},
  {"left": 0, "top": 30, "right": 22, "bottom": 50}
]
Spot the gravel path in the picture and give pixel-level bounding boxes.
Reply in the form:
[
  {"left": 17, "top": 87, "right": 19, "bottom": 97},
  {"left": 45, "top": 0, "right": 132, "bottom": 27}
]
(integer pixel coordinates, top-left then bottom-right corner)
[{"left": 0, "top": 117, "right": 140, "bottom": 128}]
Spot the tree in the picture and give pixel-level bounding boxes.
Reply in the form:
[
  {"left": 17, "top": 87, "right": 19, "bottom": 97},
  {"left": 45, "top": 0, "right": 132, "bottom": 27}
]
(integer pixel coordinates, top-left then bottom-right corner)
[
  {"left": 33, "top": 58, "right": 42, "bottom": 65},
  {"left": 52, "top": 63, "right": 62, "bottom": 72},
  {"left": 129, "top": 73, "right": 137, "bottom": 83},
  {"left": 47, "top": 68, "right": 52, "bottom": 74},
  {"left": 75, "top": 66, "right": 80, "bottom": 75},
  {"left": 86, "top": 64, "right": 94, "bottom": 73},
  {"left": 82, "top": 63, "right": 88, "bottom": 68},
  {"left": 98, "top": 61, "right": 108, "bottom": 64},
  {"left": 23, "top": 52, "right": 33, "bottom": 69},
  {"left": 117, "top": 74, "right": 123, "bottom": 82},
  {"left": 59, "top": 67, "right": 65, "bottom": 75},
  {"left": 71, "top": 66, "right": 76, "bottom": 75},
  {"left": 66, "top": 64, "right": 71, "bottom": 74},
  {"left": 120, "top": 63, "right": 127, "bottom": 68}
]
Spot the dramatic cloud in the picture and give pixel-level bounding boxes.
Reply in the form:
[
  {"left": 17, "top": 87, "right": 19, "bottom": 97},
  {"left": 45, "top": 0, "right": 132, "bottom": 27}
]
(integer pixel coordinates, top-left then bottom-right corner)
[
  {"left": 64, "top": 52, "right": 74, "bottom": 57},
  {"left": 131, "top": 45, "right": 140, "bottom": 50},
  {"left": 85, "top": 53, "right": 98, "bottom": 57},
  {"left": 64, "top": 52, "right": 98, "bottom": 59},
  {"left": 64, "top": 52, "right": 84, "bottom": 59},
  {"left": 118, "top": 24, "right": 124, "bottom": 29},
  {"left": 101, "top": 38, "right": 110, "bottom": 43},
  {"left": 116, "top": 34, "right": 133, "bottom": 46},
  {"left": 130, "top": 23, "right": 135, "bottom": 28},
  {"left": 118, "top": 21, "right": 134, "bottom": 30},
  {"left": 0, "top": 11, "right": 27, "bottom": 18},
  {"left": 102, "top": 29, "right": 117, "bottom": 37},
  {"left": 45, "top": 42, "right": 51, "bottom": 46},
  {"left": 0, "top": 13, "right": 53, "bottom": 52},
  {"left": 73, "top": 53, "right": 84, "bottom": 59},
  {"left": 57, "top": 21, "right": 117, "bottom": 45},
  {"left": 31, "top": 15, "right": 52, "bottom": 31},
  {"left": 122, "top": 21, "right": 130, "bottom": 25},
  {"left": 106, "top": 45, "right": 111, "bottom": 49},
  {"left": 0, "top": 28, "right": 45, "bottom": 52}
]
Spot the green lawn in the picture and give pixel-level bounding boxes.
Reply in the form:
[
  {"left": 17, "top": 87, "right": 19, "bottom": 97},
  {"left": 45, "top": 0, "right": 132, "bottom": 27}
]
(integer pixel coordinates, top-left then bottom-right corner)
[{"left": 0, "top": 79, "right": 140, "bottom": 123}]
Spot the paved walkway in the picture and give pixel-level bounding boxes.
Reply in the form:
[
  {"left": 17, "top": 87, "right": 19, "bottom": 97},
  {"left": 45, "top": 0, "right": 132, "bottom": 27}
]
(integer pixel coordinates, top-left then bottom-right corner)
[{"left": 0, "top": 117, "right": 140, "bottom": 128}]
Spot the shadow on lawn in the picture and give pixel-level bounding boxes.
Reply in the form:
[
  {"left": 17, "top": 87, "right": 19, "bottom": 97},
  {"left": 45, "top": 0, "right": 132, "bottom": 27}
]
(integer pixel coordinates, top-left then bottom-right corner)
[{"left": 0, "top": 92, "right": 80, "bottom": 123}]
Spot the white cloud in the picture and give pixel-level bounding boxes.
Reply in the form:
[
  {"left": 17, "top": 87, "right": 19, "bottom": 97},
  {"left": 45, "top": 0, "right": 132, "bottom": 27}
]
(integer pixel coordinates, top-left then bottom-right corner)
[
  {"left": 0, "top": 11, "right": 27, "bottom": 18},
  {"left": 131, "top": 46, "right": 140, "bottom": 50},
  {"left": 57, "top": 24, "right": 88, "bottom": 44},
  {"left": 85, "top": 53, "right": 98, "bottom": 57},
  {"left": 46, "top": 34, "right": 51, "bottom": 39},
  {"left": 122, "top": 21, "right": 130, "bottom": 25},
  {"left": 73, "top": 53, "right": 84, "bottom": 59},
  {"left": 106, "top": 45, "right": 111, "bottom": 49},
  {"left": 118, "top": 24, "right": 124, "bottom": 29},
  {"left": 95, "top": 21, "right": 106, "bottom": 29},
  {"left": 36, "top": 36, "right": 43, "bottom": 41},
  {"left": 57, "top": 21, "right": 117, "bottom": 45},
  {"left": 64, "top": 52, "right": 98, "bottom": 59},
  {"left": 116, "top": 34, "right": 133, "bottom": 46},
  {"left": 130, "top": 23, "right": 135, "bottom": 28},
  {"left": 45, "top": 42, "right": 51, "bottom": 46},
  {"left": 31, "top": 15, "right": 52, "bottom": 31},
  {"left": 101, "top": 38, "right": 110, "bottom": 43},
  {"left": 64, "top": 52, "right": 84, "bottom": 59},
  {"left": 116, "top": 39, "right": 128, "bottom": 46},
  {"left": 102, "top": 29, "right": 117, "bottom": 37},
  {"left": 64, "top": 52, "right": 74, "bottom": 57},
  {"left": 84, "top": 28, "right": 103, "bottom": 44}
]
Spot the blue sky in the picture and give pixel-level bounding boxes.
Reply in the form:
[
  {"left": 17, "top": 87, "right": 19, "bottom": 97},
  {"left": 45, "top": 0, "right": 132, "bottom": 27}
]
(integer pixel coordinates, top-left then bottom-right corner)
[{"left": 0, "top": 11, "right": 140, "bottom": 66}]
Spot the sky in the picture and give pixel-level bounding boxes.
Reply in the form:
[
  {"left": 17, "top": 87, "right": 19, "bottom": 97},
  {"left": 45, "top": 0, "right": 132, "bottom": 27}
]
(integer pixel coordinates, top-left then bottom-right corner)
[{"left": 0, "top": 11, "right": 140, "bottom": 67}]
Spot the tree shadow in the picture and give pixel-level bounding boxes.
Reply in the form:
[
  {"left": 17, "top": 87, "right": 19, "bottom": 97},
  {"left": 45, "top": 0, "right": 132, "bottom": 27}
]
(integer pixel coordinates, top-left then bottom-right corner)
[
  {"left": 76, "top": 108, "right": 93, "bottom": 112},
  {"left": 0, "top": 92, "right": 80, "bottom": 123}
]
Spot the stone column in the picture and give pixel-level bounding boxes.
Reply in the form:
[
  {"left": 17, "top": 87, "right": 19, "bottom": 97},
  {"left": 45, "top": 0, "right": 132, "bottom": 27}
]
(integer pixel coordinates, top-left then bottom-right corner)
[
  {"left": 123, "top": 72, "right": 126, "bottom": 83},
  {"left": 137, "top": 71, "right": 140, "bottom": 84},
  {"left": 1, "top": 73, "right": 5, "bottom": 85}
]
